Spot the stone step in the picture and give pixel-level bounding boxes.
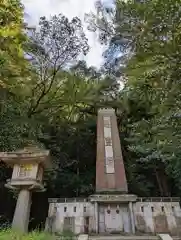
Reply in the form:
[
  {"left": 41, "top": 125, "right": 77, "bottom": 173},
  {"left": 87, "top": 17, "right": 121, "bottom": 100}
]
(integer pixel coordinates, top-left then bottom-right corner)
[
  {"left": 54, "top": 234, "right": 181, "bottom": 240},
  {"left": 89, "top": 236, "right": 158, "bottom": 240},
  {"left": 88, "top": 235, "right": 181, "bottom": 240}
]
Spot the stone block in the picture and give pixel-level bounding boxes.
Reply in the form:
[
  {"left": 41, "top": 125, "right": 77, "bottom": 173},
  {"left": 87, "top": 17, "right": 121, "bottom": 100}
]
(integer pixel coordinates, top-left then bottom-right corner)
[{"left": 158, "top": 234, "right": 173, "bottom": 240}]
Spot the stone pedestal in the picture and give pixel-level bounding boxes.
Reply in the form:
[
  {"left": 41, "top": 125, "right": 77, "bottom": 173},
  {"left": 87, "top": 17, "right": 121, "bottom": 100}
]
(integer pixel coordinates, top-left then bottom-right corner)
[
  {"left": 89, "top": 194, "right": 137, "bottom": 234},
  {"left": 12, "top": 189, "right": 32, "bottom": 232}
]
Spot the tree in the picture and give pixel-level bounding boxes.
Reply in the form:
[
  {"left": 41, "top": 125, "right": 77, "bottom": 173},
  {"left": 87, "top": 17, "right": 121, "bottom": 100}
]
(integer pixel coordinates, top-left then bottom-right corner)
[
  {"left": 0, "top": 0, "right": 28, "bottom": 91},
  {"left": 114, "top": 0, "right": 181, "bottom": 196},
  {"left": 26, "top": 14, "right": 89, "bottom": 118}
]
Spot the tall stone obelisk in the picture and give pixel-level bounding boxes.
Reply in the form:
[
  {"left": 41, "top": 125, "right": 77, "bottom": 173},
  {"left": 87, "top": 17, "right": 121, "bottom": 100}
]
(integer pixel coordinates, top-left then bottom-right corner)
[
  {"left": 96, "top": 108, "right": 128, "bottom": 193},
  {"left": 90, "top": 108, "right": 136, "bottom": 234}
]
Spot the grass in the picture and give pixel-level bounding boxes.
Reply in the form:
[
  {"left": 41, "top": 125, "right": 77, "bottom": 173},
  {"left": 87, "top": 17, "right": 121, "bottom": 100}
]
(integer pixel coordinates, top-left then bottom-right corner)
[
  {"left": 0, "top": 229, "right": 52, "bottom": 239},
  {"left": 0, "top": 229, "right": 77, "bottom": 239}
]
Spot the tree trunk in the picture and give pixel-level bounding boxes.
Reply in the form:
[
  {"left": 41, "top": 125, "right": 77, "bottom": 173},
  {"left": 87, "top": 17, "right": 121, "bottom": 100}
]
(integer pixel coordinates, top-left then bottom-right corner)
[
  {"left": 154, "top": 167, "right": 164, "bottom": 196},
  {"left": 154, "top": 164, "right": 170, "bottom": 197}
]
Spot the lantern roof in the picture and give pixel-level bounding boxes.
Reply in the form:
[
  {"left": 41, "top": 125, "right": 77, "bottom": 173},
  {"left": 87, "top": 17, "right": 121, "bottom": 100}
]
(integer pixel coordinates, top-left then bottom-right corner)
[{"left": 0, "top": 144, "right": 51, "bottom": 168}]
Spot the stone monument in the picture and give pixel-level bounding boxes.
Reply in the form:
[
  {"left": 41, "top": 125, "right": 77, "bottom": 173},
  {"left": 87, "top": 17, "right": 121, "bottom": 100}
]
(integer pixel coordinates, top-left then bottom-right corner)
[
  {"left": 0, "top": 145, "right": 50, "bottom": 232},
  {"left": 96, "top": 108, "right": 128, "bottom": 193},
  {"left": 89, "top": 108, "right": 137, "bottom": 233},
  {"left": 47, "top": 108, "right": 181, "bottom": 236}
]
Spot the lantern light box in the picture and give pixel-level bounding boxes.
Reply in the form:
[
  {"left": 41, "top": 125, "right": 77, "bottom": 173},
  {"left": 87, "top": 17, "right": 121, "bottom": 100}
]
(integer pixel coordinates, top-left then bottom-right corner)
[{"left": 0, "top": 145, "right": 51, "bottom": 191}]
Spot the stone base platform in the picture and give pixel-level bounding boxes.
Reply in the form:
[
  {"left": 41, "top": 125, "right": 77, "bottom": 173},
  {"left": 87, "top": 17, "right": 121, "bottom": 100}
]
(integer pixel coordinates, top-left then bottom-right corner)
[
  {"left": 47, "top": 197, "right": 181, "bottom": 236},
  {"left": 88, "top": 234, "right": 180, "bottom": 240}
]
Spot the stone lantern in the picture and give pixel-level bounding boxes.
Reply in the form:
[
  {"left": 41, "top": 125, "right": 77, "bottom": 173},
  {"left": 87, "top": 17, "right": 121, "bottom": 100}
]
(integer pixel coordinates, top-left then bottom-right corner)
[{"left": 0, "top": 144, "right": 51, "bottom": 232}]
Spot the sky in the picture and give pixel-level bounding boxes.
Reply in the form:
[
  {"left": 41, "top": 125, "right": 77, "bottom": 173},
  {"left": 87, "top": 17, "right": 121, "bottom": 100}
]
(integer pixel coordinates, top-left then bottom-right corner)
[{"left": 22, "top": 0, "right": 113, "bottom": 68}]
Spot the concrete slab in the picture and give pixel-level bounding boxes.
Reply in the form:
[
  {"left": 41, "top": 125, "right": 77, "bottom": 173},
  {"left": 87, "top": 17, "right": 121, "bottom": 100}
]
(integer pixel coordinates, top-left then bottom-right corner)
[
  {"left": 78, "top": 234, "right": 88, "bottom": 240},
  {"left": 158, "top": 234, "right": 173, "bottom": 240}
]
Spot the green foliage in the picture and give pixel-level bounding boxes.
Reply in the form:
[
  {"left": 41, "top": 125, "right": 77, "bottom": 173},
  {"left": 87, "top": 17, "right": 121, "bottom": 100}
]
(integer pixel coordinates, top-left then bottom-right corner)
[
  {"left": 0, "top": 229, "right": 77, "bottom": 239},
  {"left": 0, "top": 96, "right": 38, "bottom": 151},
  {"left": 114, "top": 0, "right": 181, "bottom": 196},
  {"left": 0, "top": 229, "right": 53, "bottom": 240},
  {"left": 0, "top": 0, "right": 28, "bottom": 90}
]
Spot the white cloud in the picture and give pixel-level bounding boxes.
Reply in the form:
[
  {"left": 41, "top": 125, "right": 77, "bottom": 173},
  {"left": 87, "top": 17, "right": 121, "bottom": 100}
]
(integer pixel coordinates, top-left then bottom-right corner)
[{"left": 22, "top": 0, "right": 109, "bottom": 68}]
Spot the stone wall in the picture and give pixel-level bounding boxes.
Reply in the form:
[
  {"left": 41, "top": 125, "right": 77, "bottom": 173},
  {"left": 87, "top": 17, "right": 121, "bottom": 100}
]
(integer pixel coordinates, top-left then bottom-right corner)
[
  {"left": 46, "top": 199, "right": 94, "bottom": 234},
  {"left": 46, "top": 198, "right": 181, "bottom": 236},
  {"left": 133, "top": 201, "right": 181, "bottom": 235}
]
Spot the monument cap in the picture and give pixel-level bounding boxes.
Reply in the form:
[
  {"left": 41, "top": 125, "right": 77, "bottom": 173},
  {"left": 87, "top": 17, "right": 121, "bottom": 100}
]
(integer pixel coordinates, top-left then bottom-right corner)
[{"left": 98, "top": 108, "right": 115, "bottom": 115}]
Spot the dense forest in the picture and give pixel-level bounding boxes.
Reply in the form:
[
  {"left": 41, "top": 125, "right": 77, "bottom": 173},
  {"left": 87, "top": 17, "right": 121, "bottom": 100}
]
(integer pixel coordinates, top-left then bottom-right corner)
[{"left": 1, "top": 0, "right": 181, "bottom": 230}]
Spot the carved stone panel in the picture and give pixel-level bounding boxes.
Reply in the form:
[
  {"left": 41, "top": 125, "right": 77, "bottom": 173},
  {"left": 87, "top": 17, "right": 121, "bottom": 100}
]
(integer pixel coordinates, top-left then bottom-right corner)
[
  {"left": 103, "top": 116, "right": 115, "bottom": 174},
  {"left": 105, "top": 137, "right": 112, "bottom": 146},
  {"left": 106, "top": 157, "right": 115, "bottom": 174},
  {"left": 18, "top": 164, "right": 33, "bottom": 178},
  {"left": 104, "top": 117, "right": 111, "bottom": 128}
]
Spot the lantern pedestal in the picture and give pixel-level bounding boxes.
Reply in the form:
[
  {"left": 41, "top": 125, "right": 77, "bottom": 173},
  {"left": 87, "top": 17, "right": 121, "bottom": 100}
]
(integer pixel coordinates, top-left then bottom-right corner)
[{"left": 12, "top": 188, "right": 32, "bottom": 232}]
